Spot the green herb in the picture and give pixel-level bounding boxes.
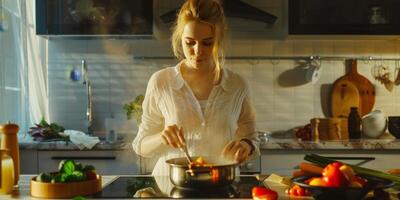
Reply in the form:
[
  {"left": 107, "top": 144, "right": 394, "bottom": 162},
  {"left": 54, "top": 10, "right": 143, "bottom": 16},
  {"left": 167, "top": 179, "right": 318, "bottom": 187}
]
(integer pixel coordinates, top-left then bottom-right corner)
[
  {"left": 36, "top": 173, "right": 52, "bottom": 183},
  {"left": 29, "top": 117, "right": 67, "bottom": 141},
  {"left": 61, "top": 160, "right": 76, "bottom": 175},
  {"left": 123, "top": 94, "right": 144, "bottom": 124},
  {"left": 38, "top": 160, "right": 97, "bottom": 183},
  {"left": 304, "top": 153, "right": 400, "bottom": 185},
  {"left": 39, "top": 118, "right": 49, "bottom": 127},
  {"left": 75, "top": 162, "right": 83, "bottom": 171},
  {"left": 67, "top": 171, "right": 86, "bottom": 182}
]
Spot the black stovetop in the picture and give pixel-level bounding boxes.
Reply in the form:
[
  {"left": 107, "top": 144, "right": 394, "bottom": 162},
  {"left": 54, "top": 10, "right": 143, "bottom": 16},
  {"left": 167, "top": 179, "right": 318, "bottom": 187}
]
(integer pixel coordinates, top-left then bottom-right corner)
[{"left": 91, "top": 176, "right": 261, "bottom": 199}]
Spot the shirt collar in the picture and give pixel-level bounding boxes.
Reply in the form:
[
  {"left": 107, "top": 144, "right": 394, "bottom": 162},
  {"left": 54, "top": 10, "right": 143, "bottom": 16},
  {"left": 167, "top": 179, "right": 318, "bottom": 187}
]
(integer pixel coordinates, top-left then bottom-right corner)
[
  {"left": 171, "top": 61, "right": 231, "bottom": 92},
  {"left": 172, "top": 62, "right": 185, "bottom": 90}
]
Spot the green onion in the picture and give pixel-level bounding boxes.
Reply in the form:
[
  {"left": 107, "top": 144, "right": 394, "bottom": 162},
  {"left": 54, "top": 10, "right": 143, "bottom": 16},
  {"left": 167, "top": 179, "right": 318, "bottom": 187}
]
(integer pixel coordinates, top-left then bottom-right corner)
[{"left": 304, "top": 153, "right": 400, "bottom": 185}]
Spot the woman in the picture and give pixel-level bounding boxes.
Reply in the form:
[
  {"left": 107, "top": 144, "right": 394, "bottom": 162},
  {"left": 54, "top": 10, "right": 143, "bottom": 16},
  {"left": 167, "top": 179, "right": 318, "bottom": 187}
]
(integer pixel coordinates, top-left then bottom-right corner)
[{"left": 132, "top": 0, "right": 259, "bottom": 176}]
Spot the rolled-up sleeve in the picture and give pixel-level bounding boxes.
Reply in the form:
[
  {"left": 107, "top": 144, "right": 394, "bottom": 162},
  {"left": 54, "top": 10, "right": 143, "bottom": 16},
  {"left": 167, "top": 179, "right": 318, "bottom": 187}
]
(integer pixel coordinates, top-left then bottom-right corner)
[
  {"left": 132, "top": 74, "right": 165, "bottom": 157},
  {"left": 235, "top": 87, "right": 260, "bottom": 160}
]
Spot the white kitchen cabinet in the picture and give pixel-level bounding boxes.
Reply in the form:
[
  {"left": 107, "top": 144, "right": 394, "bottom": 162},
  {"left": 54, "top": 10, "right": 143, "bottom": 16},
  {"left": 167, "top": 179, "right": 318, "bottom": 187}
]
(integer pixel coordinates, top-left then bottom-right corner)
[
  {"left": 20, "top": 150, "right": 38, "bottom": 174},
  {"left": 261, "top": 150, "right": 400, "bottom": 176},
  {"left": 37, "top": 150, "right": 140, "bottom": 175}
]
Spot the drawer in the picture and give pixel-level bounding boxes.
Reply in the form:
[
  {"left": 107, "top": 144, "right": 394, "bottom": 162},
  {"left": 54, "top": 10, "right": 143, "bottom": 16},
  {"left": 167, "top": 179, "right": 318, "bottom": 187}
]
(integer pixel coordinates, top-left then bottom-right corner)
[
  {"left": 20, "top": 150, "right": 38, "bottom": 174},
  {"left": 38, "top": 150, "right": 140, "bottom": 175}
]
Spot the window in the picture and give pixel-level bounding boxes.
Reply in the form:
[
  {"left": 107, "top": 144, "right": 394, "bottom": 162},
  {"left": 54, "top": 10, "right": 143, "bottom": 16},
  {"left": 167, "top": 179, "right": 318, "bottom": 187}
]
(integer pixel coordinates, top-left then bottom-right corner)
[{"left": 0, "top": 0, "right": 29, "bottom": 133}]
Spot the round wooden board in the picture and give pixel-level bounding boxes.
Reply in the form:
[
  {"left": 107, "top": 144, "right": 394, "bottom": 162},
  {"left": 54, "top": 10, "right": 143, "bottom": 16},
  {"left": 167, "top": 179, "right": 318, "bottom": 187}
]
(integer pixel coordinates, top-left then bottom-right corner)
[{"left": 30, "top": 175, "right": 102, "bottom": 198}]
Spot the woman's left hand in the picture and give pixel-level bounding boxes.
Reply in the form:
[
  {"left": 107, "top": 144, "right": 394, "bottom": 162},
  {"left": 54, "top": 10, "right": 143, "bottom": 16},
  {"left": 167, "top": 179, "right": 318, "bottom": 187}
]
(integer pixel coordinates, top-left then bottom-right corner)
[{"left": 221, "top": 140, "right": 252, "bottom": 163}]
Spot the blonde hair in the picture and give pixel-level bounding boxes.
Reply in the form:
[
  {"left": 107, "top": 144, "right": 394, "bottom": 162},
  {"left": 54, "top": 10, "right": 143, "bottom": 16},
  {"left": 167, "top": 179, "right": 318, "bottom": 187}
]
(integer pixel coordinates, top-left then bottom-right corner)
[{"left": 171, "top": 0, "right": 226, "bottom": 84}]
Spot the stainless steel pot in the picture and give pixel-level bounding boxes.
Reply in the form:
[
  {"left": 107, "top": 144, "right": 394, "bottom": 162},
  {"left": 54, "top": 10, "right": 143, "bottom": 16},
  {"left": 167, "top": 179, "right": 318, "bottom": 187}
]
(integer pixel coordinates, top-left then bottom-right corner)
[{"left": 166, "top": 156, "right": 237, "bottom": 189}]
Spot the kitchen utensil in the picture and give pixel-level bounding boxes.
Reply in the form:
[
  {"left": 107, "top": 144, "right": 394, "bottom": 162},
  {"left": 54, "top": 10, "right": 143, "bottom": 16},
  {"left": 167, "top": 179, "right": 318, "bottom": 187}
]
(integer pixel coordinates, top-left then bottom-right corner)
[
  {"left": 331, "top": 59, "right": 376, "bottom": 117},
  {"left": 388, "top": 116, "right": 400, "bottom": 139},
  {"left": 345, "top": 59, "right": 375, "bottom": 116},
  {"left": 292, "top": 175, "right": 394, "bottom": 200},
  {"left": 0, "top": 149, "right": 14, "bottom": 194},
  {"left": 331, "top": 79, "right": 360, "bottom": 118},
  {"left": 361, "top": 110, "right": 387, "bottom": 138},
  {"left": 305, "top": 60, "right": 322, "bottom": 84},
  {"left": 30, "top": 175, "right": 102, "bottom": 198},
  {"left": 166, "top": 156, "right": 236, "bottom": 189},
  {"left": 179, "top": 146, "right": 193, "bottom": 164},
  {"left": 0, "top": 122, "right": 20, "bottom": 185}
]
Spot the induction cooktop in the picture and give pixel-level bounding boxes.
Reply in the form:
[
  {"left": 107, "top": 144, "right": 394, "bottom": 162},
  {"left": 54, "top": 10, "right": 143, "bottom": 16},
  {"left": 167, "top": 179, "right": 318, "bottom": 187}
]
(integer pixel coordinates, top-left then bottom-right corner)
[{"left": 91, "top": 175, "right": 260, "bottom": 199}]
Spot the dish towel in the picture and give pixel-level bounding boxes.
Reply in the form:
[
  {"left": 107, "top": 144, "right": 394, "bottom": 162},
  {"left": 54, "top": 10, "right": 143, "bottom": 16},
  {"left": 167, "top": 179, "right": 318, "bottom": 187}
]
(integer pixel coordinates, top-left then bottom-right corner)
[{"left": 62, "top": 130, "right": 100, "bottom": 150}]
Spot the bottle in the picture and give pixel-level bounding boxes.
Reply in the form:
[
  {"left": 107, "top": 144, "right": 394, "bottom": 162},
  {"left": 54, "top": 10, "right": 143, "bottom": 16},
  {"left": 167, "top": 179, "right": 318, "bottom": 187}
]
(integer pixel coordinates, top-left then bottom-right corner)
[
  {"left": 0, "top": 122, "right": 19, "bottom": 186},
  {"left": 0, "top": 149, "right": 14, "bottom": 194},
  {"left": 348, "top": 107, "right": 361, "bottom": 139},
  {"left": 105, "top": 116, "right": 118, "bottom": 143}
]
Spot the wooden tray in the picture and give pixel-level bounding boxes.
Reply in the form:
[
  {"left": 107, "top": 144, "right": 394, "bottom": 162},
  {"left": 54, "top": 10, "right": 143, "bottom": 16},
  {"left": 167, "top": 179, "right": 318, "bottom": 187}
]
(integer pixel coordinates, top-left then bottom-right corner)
[{"left": 30, "top": 175, "right": 102, "bottom": 198}]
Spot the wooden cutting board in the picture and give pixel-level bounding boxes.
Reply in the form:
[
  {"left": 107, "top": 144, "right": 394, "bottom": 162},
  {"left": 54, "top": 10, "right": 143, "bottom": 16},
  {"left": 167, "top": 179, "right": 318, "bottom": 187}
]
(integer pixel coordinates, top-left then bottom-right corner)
[
  {"left": 331, "top": 59, "right": 375, "bottom": 117},
  {"left": 346, "top": 59, "right": 376, "bottom": 116},
  {"left": 331, "top": 79, "right": 360, "bottom": 118}
]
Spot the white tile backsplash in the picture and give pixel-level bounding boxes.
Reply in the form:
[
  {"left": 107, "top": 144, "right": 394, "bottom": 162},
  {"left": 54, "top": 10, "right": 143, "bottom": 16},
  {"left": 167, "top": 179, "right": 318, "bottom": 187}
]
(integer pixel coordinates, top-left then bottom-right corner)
[{"left": 46, "top": 4, "right": 400, "bottom": 135}]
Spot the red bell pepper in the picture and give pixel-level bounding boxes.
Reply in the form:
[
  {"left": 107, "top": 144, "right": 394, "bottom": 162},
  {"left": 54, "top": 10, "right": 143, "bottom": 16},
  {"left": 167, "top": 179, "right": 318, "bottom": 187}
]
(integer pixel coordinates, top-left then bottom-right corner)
[
  {"left": 322, "top": 162, "right": 348, "bottom": 187},
  {"left": 252, "top": 186, "right": 278, "bottom": 200}
]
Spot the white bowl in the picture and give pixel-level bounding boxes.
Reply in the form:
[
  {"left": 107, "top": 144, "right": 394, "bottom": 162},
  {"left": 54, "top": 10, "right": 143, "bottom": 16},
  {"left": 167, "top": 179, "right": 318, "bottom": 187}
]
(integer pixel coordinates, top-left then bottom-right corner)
[{"left": 362, "top": 110, "right": 387, "bottom": 138}]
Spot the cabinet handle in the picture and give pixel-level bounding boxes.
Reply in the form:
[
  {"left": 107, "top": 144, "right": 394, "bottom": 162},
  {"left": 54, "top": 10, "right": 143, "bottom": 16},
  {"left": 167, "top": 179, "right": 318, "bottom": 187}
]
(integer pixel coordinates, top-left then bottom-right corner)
[{"left": 51, "top": 156, "right": 116, "bottom": 160}]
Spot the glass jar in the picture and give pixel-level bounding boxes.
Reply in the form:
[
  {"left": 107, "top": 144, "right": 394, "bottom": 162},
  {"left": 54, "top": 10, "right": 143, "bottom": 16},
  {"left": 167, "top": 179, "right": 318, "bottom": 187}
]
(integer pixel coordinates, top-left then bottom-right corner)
[{"left": 0, "top": 149, "right": 14, "bottom": 194}]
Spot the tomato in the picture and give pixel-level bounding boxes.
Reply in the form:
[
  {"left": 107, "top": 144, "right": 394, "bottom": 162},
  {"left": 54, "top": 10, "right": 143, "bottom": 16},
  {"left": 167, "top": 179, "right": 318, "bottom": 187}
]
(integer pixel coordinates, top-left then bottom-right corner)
[
  {"left": 252, "top": 186, "right": 278, "bottom": 200},
  {"left": 322, "top": 162, "right": 348, "bottom": 187},
  {"left": 297, "top": 187, "right": 306, "bottom": 196},
  {"left": 85, "top": 170, "right": 97, "bottom": 180},
  {"left": 287, "top": 184, "right": 308, "bottom": 197}
]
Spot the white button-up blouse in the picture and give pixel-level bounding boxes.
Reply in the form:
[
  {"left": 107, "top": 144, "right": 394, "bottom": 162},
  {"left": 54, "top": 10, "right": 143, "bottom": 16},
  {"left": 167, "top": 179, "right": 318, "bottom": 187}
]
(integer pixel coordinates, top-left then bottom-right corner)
[{"left": 132, "top": 62, "right": 259, "bottom": 176}]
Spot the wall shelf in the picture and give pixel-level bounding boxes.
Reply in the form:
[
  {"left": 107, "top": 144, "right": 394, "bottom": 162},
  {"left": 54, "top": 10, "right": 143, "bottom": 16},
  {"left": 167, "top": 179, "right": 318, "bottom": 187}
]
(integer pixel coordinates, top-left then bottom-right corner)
[{"left": 133, "top": 55, "right": 400, "bottom": 61}]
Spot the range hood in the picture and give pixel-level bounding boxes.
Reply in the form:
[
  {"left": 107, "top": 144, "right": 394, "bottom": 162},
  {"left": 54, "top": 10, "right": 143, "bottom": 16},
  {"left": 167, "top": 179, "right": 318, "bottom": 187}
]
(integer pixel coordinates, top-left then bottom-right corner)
[{"left": 160, "top": 0, "right": 277, "bottom": 25}]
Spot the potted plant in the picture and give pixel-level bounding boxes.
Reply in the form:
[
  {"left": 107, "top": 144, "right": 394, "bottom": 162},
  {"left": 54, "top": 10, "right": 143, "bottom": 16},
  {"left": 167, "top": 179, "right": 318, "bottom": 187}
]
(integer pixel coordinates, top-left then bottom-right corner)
[{"left": 123, "top": 94, "right": 144, "bottom": 125}]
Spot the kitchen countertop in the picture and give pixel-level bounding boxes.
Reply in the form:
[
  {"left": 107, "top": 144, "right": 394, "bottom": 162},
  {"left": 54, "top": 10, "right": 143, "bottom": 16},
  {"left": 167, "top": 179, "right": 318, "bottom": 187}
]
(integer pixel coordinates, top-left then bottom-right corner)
[
  {"left": 5, "top": 175, "right": 400, "bottom": 199},
  {"left": 18, "top": 133, "right": 400, "bottom": 151},
  {"left": 8, "top": 175, "right": 260, "bottom": 200},
  {"left": 18, "top": 136, "right": 132, "bottom": 150},
  {"left": 260, "top": 133, "right": 400, "bottom": 150}
]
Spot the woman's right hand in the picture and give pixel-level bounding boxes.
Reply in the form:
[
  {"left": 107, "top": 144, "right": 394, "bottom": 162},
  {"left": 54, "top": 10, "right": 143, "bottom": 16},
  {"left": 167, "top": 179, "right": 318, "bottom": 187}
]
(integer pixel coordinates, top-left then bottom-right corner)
[{"left": 160, "top": 125, "right": 186, "bottom": 148}]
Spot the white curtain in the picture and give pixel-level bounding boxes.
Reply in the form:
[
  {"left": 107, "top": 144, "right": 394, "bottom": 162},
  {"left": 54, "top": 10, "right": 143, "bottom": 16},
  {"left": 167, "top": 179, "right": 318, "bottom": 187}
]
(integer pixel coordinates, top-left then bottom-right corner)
[
  {"left": 0, "top": 0, "right": 49, "bottom": 133},
  {"left": 25, "top": 0, "right": 49, "bottom": 125}
]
